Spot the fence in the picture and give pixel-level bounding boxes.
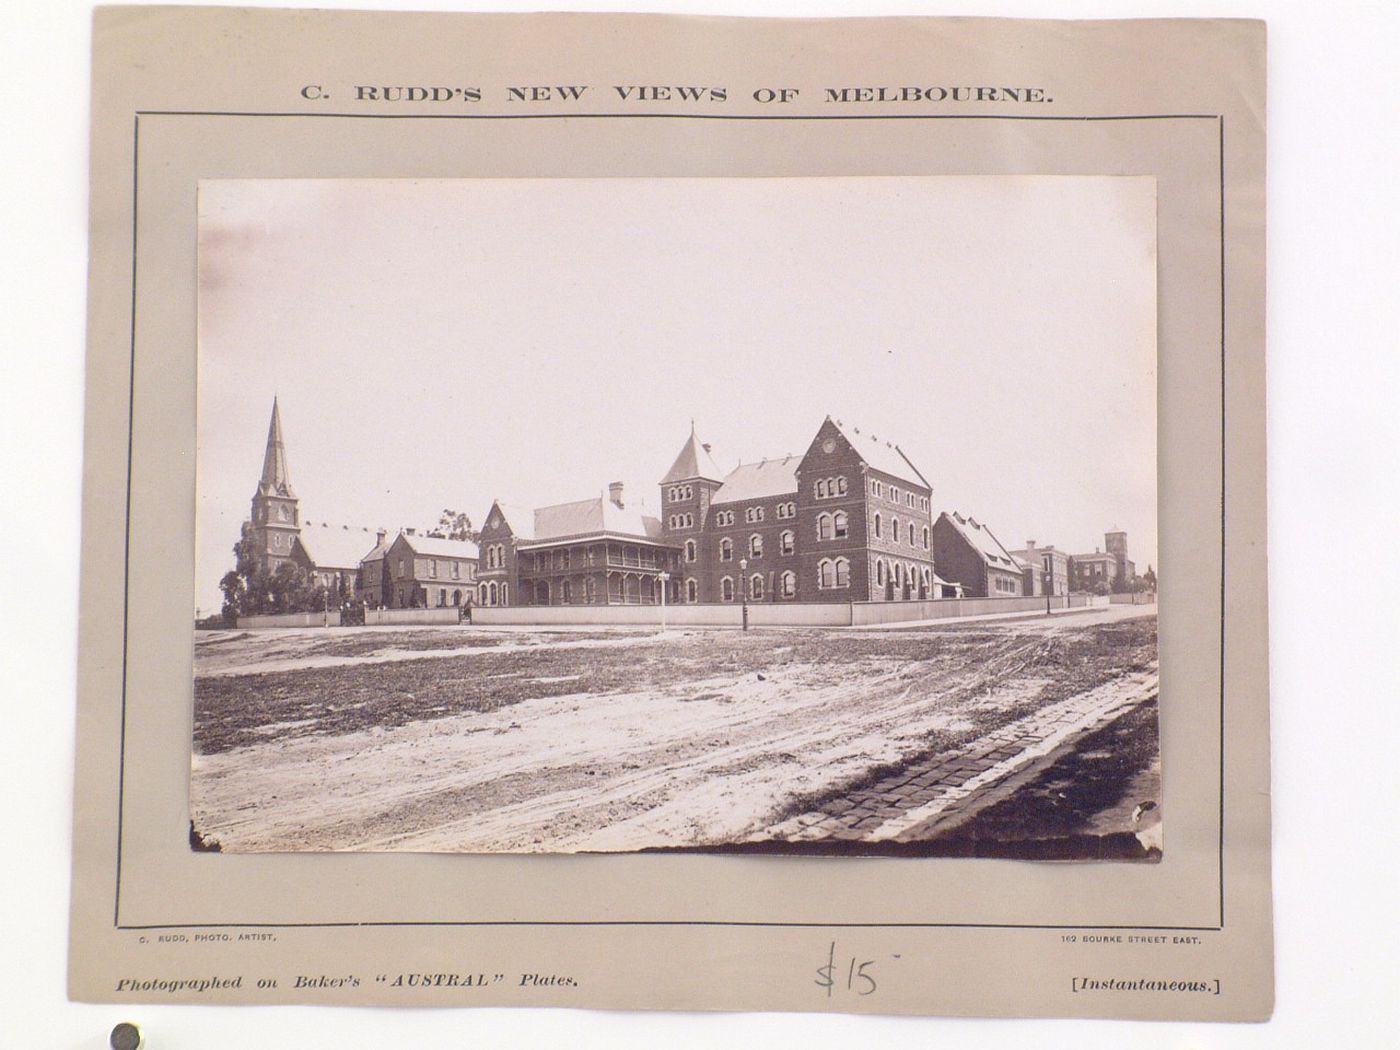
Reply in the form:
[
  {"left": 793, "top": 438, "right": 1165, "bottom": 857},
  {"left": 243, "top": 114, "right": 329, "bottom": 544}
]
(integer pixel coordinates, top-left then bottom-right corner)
[
  {"left": 237, "top": 610, "right": 341, "bottom": 628},
  {"left": 471, "top": 593, "right": 1098, "bottom": 629},
  {"left": 237, "top": 594, "right": 1112, "bottom": 630},
  {"left": 363, "top": 607, "right": 463, "bottom": 626},
  {"left": 1109, "top": 592, "right": 1157, "bottom": 605}
]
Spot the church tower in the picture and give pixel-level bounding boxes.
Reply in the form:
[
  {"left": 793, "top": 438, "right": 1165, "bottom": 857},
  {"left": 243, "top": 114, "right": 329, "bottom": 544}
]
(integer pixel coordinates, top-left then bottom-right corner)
[{"left": 247, "top": 397, "right": 301, "bottom": 572}]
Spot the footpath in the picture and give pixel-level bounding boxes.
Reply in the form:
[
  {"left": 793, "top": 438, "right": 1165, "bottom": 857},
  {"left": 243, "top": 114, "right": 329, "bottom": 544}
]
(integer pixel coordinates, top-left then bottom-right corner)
[{"left": 762, "top": 665, "right": 1159, "bottom": 844}]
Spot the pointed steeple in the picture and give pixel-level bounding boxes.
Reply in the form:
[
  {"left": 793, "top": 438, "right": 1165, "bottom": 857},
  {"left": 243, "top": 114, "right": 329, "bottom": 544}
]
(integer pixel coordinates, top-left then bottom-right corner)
[
  {"left": 660, "top": 422, "right": 725, "bottom": 484},
  {"left": 258, "top": 397, "right": 295, "bottom": 497}
]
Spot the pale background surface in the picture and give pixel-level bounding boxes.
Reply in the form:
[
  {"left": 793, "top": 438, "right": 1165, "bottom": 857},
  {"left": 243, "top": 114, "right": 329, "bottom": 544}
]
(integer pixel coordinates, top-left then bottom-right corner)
[{"left": 3, "top": 0, "right": 1396, "bottom": 1047}]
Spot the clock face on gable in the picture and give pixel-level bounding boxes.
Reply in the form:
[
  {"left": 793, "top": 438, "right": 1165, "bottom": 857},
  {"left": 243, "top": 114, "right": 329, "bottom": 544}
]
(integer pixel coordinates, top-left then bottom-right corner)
[{"left": 821, "top": 438, "right": 836, "bottom": 454}]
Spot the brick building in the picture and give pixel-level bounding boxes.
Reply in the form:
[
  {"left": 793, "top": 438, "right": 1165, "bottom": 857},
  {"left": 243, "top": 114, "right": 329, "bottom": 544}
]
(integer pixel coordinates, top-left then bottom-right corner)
[
  {"left": 292, "top": 522, "right": 381, "bottom": 598},
  {"left": 381, "top": 531, "right": 480, "bottom": 609},
  {"left": 1009, "top": 540, "right": 1071, "bottom": 597},
  {"left": 1070, "top": 531, "right": 1137, "bottom": 593},
  {"left": 474, "top": 417, "right": 945, "bottom": 607},
  {"left": 930, "top": 511, "right": 1026, "bottom": 598},
  {"left": 475, "top": 486, "right": 680, "bottom": 607}
]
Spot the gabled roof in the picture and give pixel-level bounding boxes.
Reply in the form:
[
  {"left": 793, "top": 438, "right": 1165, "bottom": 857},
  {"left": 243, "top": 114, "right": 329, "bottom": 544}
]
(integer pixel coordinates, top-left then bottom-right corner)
[
  {"left": 829, "top": 417, "right": 930, "bottom": 490},
  {"left": 660, "top": 424, "right": 725, "bottom": 485},
  {"left": 940, "top": 511, "right": 1023, "bottom": 574},
  {"left": 295, "top": 522, "right": 380, "bottom": 570},
  {"left": 256, "top": 397, "right": 296, "bottom": 498},
  {"left": 711, "top": 456, "right": 800, "bottom": 505},
  {"left": 523, "top": 492, "right": 664, "bottom": 546},
  {"left": 486, "top": 500, "right": 536, "bottom": 540},
  {"left": 399, "top": 533, "right": 480, "bottom": 560}
]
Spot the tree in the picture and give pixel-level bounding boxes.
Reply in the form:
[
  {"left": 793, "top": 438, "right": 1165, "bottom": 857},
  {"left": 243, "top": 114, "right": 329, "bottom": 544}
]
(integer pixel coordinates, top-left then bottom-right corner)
[
  {"left": 220, "top": 521, "right": 272, "bottom": 620},
  {"left": 428, "top": 509, "right": 477, "bottom": 542},
  {"left": 1143, "top": 564, "right": 1157, "bottom": 592}
]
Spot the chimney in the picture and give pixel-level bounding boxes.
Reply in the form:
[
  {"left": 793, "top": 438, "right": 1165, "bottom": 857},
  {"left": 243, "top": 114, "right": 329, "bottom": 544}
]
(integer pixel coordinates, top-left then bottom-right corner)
[
  {"left": 702, "top": 443, "right": 712, "bottom": 453},
  {"left": 406, "top": 527, "right": 416, "bottom": 536},
  {"left": 1026, "top": 540, "right": 1037, "bottom": 551},
  {"left": 376, "top": 529, "right": 387, "bottom": 544},
  {"left": 608, "top": 481, "right": 625, "bottom": 508}
]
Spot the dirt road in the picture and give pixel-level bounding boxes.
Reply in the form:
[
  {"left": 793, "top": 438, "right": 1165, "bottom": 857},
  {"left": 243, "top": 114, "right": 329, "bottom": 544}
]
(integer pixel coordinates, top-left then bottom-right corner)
[{"left": 190, "top": 609, "right": 1157, "bottom": 853}]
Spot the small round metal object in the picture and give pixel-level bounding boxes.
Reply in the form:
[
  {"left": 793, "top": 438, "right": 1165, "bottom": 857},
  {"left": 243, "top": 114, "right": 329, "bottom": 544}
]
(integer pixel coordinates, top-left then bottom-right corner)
[{"left": 110, "top": 1021, "right": 145, "bottom": 1050}]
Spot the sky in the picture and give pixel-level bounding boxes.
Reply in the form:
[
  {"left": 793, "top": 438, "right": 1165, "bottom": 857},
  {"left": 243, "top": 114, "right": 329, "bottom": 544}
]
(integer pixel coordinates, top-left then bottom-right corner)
[{"left": 196, "top": 176, "right": 1156, "bottom": 614}]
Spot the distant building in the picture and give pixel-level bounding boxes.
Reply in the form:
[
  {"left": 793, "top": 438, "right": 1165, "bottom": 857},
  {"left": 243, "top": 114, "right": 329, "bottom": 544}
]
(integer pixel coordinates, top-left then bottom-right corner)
[
  {"left": 382, "top": 531, "right": 480, "bottom": 609},
  {"left": 475, "top": 416, "right": 948, "bottom": 606},
  {"left": 1071, "top": 531, "right": 1137, "bottom": 593},
  {"left": 357, "top": 530, "right": 394, "bottom": 608},
  {"left": 1009, "top": 540, "right": 1070, "bottom": 597},
  {"left": 476, "top": 485, "right": 679, "bottom": 608},
  {"left": 931, "top": 511, "right": 1026, "bottom": 598},
  {"left": 292, "top": 522, "right": 380, "bottom": 599}
]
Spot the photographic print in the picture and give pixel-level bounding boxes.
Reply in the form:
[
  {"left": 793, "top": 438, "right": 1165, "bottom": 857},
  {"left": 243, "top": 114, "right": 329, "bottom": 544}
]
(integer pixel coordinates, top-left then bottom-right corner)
[{"left": 192, "top": 176, "right": 1159, "bottom": 858}]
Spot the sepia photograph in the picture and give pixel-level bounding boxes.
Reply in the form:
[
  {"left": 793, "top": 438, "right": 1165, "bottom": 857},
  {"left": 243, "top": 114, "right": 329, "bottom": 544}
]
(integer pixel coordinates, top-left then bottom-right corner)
[{"left": 191, "top": 175, "right": 1159, "bottom": 859}]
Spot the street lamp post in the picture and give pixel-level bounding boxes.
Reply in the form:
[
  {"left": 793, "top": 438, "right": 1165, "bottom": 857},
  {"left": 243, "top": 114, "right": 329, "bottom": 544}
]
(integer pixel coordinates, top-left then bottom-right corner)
[
  {"left": 739, "top": 557, "right": 750, "bottom": 631},
  {"left": 658, "top": 570, "right": 670, "bottom": 632},
  {"left": 1044, "top": 567, "right": 1052, "bottom": 616}
]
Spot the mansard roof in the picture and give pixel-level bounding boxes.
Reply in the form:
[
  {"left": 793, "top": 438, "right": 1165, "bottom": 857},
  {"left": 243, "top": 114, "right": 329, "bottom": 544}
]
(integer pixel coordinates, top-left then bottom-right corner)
[
  {"left": 711, "top": 455, "right": 800, "bottom": 505},
  {"left": 828, "top": 417, "right": 930, "bottom": 490},
  {"left": 939, "top": 511, "right": 1023, "bottom": 574},
  {"left": 256, "top": 397, "right": 296, "bottom": 498},
  {"left": 660, "top": 424, "right": 725, "bottom": 485}
]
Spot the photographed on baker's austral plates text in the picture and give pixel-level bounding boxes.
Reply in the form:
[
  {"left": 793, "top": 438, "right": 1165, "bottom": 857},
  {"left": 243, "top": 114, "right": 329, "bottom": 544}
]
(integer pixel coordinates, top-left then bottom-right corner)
[{"left": 193, "top": 175, "right": 1160, "bottom": 861}]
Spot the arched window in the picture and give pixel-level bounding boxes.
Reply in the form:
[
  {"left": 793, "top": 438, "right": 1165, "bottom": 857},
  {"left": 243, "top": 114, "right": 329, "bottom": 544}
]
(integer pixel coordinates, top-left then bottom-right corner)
[
  {"left": 818, "top": 513, "right": 833, "bottom": 541},
  {"left": 720, "top": 576, "right": 734, "bottom": 601},
  {"left": 780, "top": 529, "right": 794, "bottom": 555},
  {"left": 834, "top": 510, "right": 849, "bottom": 538},
  {"left": 815, "top": 479, "right": 828, "bottom": 499},
  {"left": 818, "top": 559, "right": 834, "bottom": 589},
  {"left": 685, "top": 539, "right": 697, "bottom": 562},
  {"left": 751, "top": 574, "right": 764, "bottom": 600},
  {"left": 488, "top": 581, "right": 498, "bottom": 605},
  {"left": 780, "top": 570, "right": 796, "bottom": 598},
  {"left": 686, "top": 578, "right": 698, "bottom": 602},
  {"left": 908, "top": 521, "right": 916, "bottom": 546},
  {"left": 501, "top": 583, "right": 508, "bottom": 606},
  {"left": 835, "top": 558, "right": 850, "bottom": 587},
  {"left": 922, "top": 525, "right": 930, "bottom": 549},
  {"left": 835, "top": 476, "right": 847, "bottom": 496},
  {"left": 874, "top": 513, "right": 882, "bottom": 539},
  {"left": 719, "top": 538, "right": 733, "bottom": 561},
  {"left": 876, "top": 560, "right": 885, "bottom": 585},
  {"left": 453, "top": 589, "right": 461, "bottom": 606},
  {"left": 891, "top": 517, "right": 900, "bottom": 544},
  {"left": 749, "top": 533, "right": 763, "bottom": 558}
]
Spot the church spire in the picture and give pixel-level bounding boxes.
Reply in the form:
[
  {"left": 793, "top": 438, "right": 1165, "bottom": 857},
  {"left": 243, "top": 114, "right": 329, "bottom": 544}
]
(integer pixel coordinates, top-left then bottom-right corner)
[{"left": 258, "top": 396, "right": 295, "bottom": 497}]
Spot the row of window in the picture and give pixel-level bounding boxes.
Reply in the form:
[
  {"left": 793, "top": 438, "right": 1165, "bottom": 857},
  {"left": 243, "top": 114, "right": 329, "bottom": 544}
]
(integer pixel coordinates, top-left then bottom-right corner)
[
  {"left": 872, "top": 513, "right": 931, "bottom": 550},
  {"left": 425, "top": 558, "right": 466, "bottom": 580},
  {"left": 667, "top": 512, "right": 696, "bottom": 529},
  {"left": 869, "top": 479, "right": 930, "bottom": 512},
  {"left": 993, "top": 574, "right": 1019, "bottom": 594},
  {"left": 483, "top": 543, "right": 507, "bottom": 569},
  {"left": 814, "top": 476, "right": 848, "bottom": 499},
  {"left": 666, "top": 483, "right": 695, "bottom": 502},
  {"left": 874, "top": 560, "right": 933, "bottom": 588}
]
